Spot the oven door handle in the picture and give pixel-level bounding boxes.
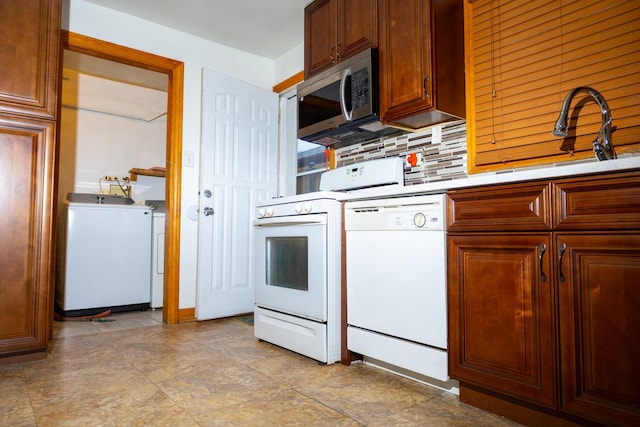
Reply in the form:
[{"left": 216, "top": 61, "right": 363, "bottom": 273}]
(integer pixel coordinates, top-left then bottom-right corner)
[{"left": 254, "top": 215, "right": 327, "bottom": 227}]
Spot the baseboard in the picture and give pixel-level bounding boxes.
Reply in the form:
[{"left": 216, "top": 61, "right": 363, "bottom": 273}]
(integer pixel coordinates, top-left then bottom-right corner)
[
  {"left": 0, "top": 350, "right": 46, "bottom": 366},
  {"left": 459, "top": 383, "right": 583, "bottom": 427},
  {"left": 178, "top": 307, "right": 195, "bottom": 322}
]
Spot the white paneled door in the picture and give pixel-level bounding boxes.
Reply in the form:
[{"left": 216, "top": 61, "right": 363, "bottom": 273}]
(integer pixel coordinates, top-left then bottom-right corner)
[{"left": 196, "top": 69, "right": 278, "bottom": 320}]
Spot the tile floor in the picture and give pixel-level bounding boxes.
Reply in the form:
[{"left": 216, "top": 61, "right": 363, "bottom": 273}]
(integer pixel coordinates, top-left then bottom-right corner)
[{"left": 1, "top": 310, "right": 522, "bottom": 426}]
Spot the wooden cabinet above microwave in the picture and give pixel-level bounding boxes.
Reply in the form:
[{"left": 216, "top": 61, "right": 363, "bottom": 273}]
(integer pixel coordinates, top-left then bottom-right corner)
[
  {"left": 304, "top": 0, "right": 377, "bottom": 79},
  {"left": 303, "top": 0, "right": 465, "bottom": 132}
]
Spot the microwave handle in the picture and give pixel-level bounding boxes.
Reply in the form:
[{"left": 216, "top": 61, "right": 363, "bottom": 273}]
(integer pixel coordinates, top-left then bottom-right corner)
[{"left": 339, "top": 68, "right": 352, "bottom": 121}]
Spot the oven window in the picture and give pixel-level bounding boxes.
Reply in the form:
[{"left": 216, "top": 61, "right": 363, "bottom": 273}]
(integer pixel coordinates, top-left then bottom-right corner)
[{"left": 265, "top": 237, "right": 308, "bottom": 291}]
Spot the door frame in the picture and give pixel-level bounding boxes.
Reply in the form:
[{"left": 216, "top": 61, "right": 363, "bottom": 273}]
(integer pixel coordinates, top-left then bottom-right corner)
[{"left": 61, "top": 31, "right": 184, "bottom": 324}]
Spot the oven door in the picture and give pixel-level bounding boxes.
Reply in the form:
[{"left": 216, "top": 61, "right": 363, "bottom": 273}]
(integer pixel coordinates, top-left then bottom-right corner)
[{"left": 254, "top": 214, "right": 327, "bottom": 322}]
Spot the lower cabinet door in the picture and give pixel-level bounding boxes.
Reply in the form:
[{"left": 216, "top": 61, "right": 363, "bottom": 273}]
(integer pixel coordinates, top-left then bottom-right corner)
[
  {"left": 447, "top": 233, "right": 557, "bottom": 408},
  {"left": 557, "top": 233, "right": 640, "bottom": 426},
  {"left": 0, "top": 116, "right": 55, "bottom": 359}
]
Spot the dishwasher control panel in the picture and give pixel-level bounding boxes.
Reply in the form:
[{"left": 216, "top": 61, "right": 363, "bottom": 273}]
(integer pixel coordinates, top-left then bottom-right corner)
[
  {"left": 385, "top": 206, "right": 442, "bottom": 230},
  {"left": 344, "top": 194, "right": 445, "bottom": 231}
]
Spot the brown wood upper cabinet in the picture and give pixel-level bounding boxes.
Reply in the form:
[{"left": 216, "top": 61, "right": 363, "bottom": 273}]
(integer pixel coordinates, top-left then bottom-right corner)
[
  {"left": 447, "top": 171, "right": 640, "bottom": 426},
  {"left": 0, "top": 0, "right": 60, "bottom": 119},
  {"left": 378, "top": 0, "right": 465, "bottom": 130},
  {"left": 0, "top": 0, "right": 61, "bottom": 364},
  {"left": 304, "top": 0, "right": 377, "bottom": 79}
]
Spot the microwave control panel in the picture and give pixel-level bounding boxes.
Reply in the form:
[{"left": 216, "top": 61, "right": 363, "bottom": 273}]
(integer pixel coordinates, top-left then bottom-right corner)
[{"left": 351, "top": 68, "right": 369, "bottom": 109}]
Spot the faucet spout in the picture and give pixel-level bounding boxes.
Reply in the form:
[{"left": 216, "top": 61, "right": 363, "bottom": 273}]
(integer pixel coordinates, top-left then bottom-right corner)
[{"left": 551, "top": 86, "right": 615, "bottom": 160}]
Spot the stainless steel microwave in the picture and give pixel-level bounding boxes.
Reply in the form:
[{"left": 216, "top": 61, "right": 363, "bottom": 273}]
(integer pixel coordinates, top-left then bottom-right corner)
[{"left": 297, "top": 48, "right": 403, "bottom": 148}]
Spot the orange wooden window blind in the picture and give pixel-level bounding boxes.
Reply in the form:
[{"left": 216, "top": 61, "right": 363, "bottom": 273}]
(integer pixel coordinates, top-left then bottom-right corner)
[{"left": 467, "top": 0, "right": 640, "bottom": 172}]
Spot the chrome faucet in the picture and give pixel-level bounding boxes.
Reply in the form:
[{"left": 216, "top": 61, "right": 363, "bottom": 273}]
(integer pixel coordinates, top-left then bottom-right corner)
[{"left": 552, "top": 86, "right": 616, "bottom": 161}]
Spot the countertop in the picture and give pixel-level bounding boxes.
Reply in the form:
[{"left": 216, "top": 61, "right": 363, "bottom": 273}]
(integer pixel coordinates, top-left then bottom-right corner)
[{"left": 342, "top": 155, "right": 640, "bottom": 201}]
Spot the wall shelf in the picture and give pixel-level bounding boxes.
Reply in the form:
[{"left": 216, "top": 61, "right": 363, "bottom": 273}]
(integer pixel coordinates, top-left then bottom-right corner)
[{"left": 129, "top": 167, "right": 166, "bottom": 181}]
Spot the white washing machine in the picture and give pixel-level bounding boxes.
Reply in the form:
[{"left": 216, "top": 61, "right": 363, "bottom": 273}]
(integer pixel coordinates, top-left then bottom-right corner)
[
  {"left": 146, "top": 200, "right": 165, "bottom": 308},
  {"left": 57, "top": 193, "right": 153, "bottom": 316}
]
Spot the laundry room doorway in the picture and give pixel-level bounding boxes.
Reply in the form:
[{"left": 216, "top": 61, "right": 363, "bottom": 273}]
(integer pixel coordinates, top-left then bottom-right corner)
[{"left": 60, "top": 31, "right": 184, "bottom": 324}]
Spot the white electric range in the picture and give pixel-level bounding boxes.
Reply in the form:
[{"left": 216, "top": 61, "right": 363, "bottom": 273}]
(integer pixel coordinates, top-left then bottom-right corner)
[{"left": 252, "top": 157, "right": 404, "bottom": 363}]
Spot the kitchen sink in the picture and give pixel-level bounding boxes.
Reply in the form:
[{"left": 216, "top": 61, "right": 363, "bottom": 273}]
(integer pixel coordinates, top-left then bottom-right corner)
[{"left": 66, "top": 193, "right": 135, "bottom": 205}]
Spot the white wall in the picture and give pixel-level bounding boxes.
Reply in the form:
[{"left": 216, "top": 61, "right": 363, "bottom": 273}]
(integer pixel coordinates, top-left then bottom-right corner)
[
  {"left": 275, "top": 43, "right": 304, "bottom": 84},
  {"left": 58, "top": 69, "right": 168, "bottom": 205},
  {"left": 58, "top": 106, "right": 167, "bottom": 197},
  {"left": 62, "top": 0, "right": 303, "bottom": 310}
]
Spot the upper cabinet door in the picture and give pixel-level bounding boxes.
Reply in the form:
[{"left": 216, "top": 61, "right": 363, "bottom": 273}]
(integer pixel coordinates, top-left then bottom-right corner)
[
  {"left": 0, "top": 0, "right": 61, "bottom": 120},
  {"left": 304, "top": 0, "right": 377, "bottom": 78},
  {"left": 336, "top": 0, "right": 377, "bottom": 62},
  {"left": 305, "top": 0, "right": 336, "bottom": 78},
  {"left": 378, "top": 0, "right": 465, "bottom": 129},
  {"left": 379, "top": 0, "right": 431, "bottom": 120}
]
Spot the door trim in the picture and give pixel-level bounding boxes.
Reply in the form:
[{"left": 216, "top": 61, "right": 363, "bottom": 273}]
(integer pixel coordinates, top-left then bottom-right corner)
[{"left": 61, "top": 31, "right": 184, "bottom": 324}]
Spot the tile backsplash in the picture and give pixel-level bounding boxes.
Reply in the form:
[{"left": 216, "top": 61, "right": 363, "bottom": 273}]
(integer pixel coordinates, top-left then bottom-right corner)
[{"left": 335, "top": 121, "right": 468, "bottom": 185}]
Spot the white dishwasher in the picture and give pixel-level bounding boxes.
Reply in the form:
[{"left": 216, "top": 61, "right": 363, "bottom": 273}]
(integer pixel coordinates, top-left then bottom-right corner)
[{"left": 345, "top": 193, "right": 448, "bottom": 381}]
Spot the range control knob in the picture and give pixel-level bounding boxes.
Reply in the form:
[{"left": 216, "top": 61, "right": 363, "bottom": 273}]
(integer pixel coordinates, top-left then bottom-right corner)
[
  {"left": 258, "top": 208, "right": 266, "bottom": 218},
  {"left": 294, "top": 204, "right": 303, "bottom": 214},
  {"left": 266, "top": 207, "right": 275, "bottom": 217},
  {"left": 304, "top": 202, "right": 313, "bottom": 213},
  {"left": 414, "top": 212, "right": 427, "bottom": 228}
]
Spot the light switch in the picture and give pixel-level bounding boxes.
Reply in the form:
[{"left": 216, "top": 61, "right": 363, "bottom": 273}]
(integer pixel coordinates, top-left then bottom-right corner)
[{"left": 185, "top": 150, "right": 195, "bottom": 167}]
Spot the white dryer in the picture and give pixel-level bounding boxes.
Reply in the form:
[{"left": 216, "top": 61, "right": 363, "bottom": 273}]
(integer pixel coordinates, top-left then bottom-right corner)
[{"left": 146, "top": 200, "right": 165, "bottom": 308}]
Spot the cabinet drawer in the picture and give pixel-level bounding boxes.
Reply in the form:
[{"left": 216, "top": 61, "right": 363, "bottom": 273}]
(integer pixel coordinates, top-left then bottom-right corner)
[
  {"left": 554, "top": 171, "right": 640, "bottom": 230},
  {"left": 447, "top": 182, "right": 552, "bottom": 232}
]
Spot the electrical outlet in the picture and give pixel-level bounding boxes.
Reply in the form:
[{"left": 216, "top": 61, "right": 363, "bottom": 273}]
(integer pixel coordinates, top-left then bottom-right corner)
[
  {"left": 432, "top": 125, "right": 442, "bottom": 145},
  {"left": 109, "top": 184, "right": 126, "bottom": 196}
]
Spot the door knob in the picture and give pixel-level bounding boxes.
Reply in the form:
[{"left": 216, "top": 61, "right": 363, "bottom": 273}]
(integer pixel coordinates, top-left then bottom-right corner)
[
  {"left": 203, "top": 190, "right": 212, "bottom": 198},
  {"left": 203, "top": 207, "right": 214, "bottom": 216}
]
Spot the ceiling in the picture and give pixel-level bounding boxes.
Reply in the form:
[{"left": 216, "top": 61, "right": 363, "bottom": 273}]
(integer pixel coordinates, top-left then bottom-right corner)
[{"left": 84, "top": 0, "right": 312, "bottom": 60}]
